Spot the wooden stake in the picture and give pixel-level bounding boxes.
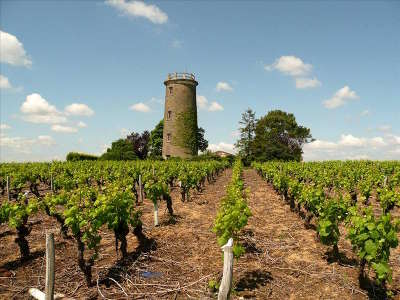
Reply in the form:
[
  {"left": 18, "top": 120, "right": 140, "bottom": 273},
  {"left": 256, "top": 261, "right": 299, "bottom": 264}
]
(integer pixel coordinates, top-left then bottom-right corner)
[
  {"left": 6, "top": 176, "right": 10, "bottom": 201},
  {"left": 218, "top": 238, "right": 233, "bottom": 300},
  {"left": 45, "top": 233, "right": 55, "bottom": 300},
  {"left": 138, "top": 174, "right": 143, "bottom": 203},
  {"left": 50, "top": 174, "right": 54, "bottom": 194},
  {"left": 154, "top": 201, "right": 159, "bottom": 226}
]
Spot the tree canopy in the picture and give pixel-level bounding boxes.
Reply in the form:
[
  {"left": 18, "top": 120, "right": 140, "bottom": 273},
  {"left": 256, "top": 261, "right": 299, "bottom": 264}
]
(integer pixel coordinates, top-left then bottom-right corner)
[
  {"left": 99, "top": 139, "right": 137, "bottom": 161},
  {"left": 251, "top": 110, "right": 313, "bottom": 162},
  {"left": 149, "top": 120, "right": 164, "bottom": 157},
  {"left": 126, "top": 131, "right": 150, "bottom": 159}
]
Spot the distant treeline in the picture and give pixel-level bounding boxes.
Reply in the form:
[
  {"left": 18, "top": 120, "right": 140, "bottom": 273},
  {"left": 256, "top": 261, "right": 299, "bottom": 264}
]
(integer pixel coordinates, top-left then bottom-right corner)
[{"left": 66, "top": 152, "right": 99, "bottom": 161}]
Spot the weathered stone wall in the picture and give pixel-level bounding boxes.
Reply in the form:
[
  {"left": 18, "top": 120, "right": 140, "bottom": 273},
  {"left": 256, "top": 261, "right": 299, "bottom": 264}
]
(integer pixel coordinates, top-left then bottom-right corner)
[{"left": 162, "top": 78, "right": 198, "bottom": 158}]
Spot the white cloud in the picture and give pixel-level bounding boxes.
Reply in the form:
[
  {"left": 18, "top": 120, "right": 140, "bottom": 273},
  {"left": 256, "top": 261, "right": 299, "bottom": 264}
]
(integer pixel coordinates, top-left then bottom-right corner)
[
  {"left": 120, "top": 128, "right": 129, "bottom": 136},
  {"left": 37, "top": 135, "right": 56, "bottom": 146},
  {"left": 77, "top": 121, "right": 87, "bottom": 128},
  {"left": 323, "top": 86, "right": 359, "bottom": 109},
  {"left": 378, "top": 125, "right": 391, "bottom": 132},
  {"left": 20, "top": 93, "right": 67, "bottom": 124},
  {"left": 129, "top": 102, "right": 151, "bottom": 112},
  {"left": 265, "top": 56, "right": 312, "bottom": 77},
  {"left": 171, "top": 39, "right": 183, "bottom": 48},
  {"left": 51, "top": 124, "right": 78, "bottom": 133},
  {"left": 208, "top": 142, "right": 236, "bottom": 154},
  {"left": 197, "top": 96, "right": 224, "bottom": 112},
  {"left": 0, "top": 124, "right": 11, "bottom": 130},
  {"left": 360, "top": 110, "right": 370, "bottom": 116},
  {"left": 303, "top": 133, "right": 400, "bottom": 161},
  {"left": 64, "top": 103, "right": 94, "bottom": 116},
  {"left": 0, "top": 75, "right": 12, "bottom": 89},
  {"left": 216, "top": 82, "right": 233, "bottom": 92},
  {"left": 295, "top": 77, "right": 321, "bottom": 89},
  {"left": 370, "top": 137, "right": 386, "bottom": 147},
  {"left": 0, "top": 30, "right": 32, "bottom": 67},
  {"left": 197, "top": 95, "right": 208, "bottom": 110},
  {"left": 208, "top": 101, "right": 224, "bottom": 111},
  {"left": 306, "top": 140, "right": 338, "bottom": 150},
  {"left": 105, "top": 0, "right": 168, "bottom": 24},
  {"left": 0, "top": 134, "right": 55, "bottom": 154}
]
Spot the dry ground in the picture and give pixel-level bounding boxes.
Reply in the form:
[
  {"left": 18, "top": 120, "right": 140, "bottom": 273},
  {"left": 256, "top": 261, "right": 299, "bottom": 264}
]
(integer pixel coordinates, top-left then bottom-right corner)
[{"left": 0, "top": 168, "right": 399, "bottom": 299}]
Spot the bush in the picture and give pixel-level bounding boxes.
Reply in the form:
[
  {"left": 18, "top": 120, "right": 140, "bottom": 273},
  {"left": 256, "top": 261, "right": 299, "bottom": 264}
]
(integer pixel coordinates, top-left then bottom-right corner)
[{"left": 66, "top": 152, "right": 98, "bottom": 161}]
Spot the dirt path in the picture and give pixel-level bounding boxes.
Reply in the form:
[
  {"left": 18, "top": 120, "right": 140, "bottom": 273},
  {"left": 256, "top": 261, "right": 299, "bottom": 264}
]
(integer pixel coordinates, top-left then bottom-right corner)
[
  {"left": 234, "top": 169, "right": 372, "bottom": 300},
  {"left": 0, "top": 169, "right": 232, "bottom": 299}
]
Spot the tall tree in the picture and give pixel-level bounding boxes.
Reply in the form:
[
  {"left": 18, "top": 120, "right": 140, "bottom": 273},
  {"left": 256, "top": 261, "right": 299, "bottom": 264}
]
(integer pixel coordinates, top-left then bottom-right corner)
[
  {"left": 100, "top": 139, "right": 137, "bottom": 161},
  {"left": 251, "top": 110, "right": 313, "bottom": 162},
  {"left": 126, "top": 131, "right": 150, "bottom": 159},
  {"left": 197, "top": 127, "right": 209, "bottom": 152},
  {"left": 149, "top": 120, "right": 164, "bottom": 157},
  {"left": 235, "top": 108, "right": 256, "bottom": 162}
]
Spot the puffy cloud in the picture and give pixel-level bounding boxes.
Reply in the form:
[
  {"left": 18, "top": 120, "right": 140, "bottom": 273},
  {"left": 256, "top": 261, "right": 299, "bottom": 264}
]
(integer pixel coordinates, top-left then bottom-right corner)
[
  {"left": 0, "top": 30, "right": 32, "bottom": 67},
  {"left": 0, "top": 75, "right": 12, "bottom": 89},
  {"left": 105, "top": 0, "right": 168, "bottom": 24},
  {"left": 208, "top": 142, "right": 236, "bottom": 154},
  {"left": 360, "top": 110, "right": 370, "bottom": 116},
  {"left": 378, "top": 125, "right": 391, "bottom": 132},
  {"left": 20, "top": 93, "right": 67, "bottom": 124},
  {"left": 37, "top": 135, "right": 56, "bottom": 146},
  {"left": 51, "top": 124, "right": 78, "bottom": 133},
  {"left": 171, "top": 39, "right": 183, "bottom": 48},
  {"left": 77, "top": 121, "right": 87, "bottom": 128},
  {"left": 265, "top": 56, "right": 320, "bottom": 89},
  {"left": 216, "top": 82, "right": 233, "bottom": 92},
  {"left": 64, "top": 103, "right": 94, "bottom": 116},
  {"left": 120, "top": 128, "right": 129, "bottom": 137},
  {"left": 129, "top": 102, "right": 151, "bottom": 112},
  {"left": 295, "top": 77, "right": 321, "bottom": 89},
  {"left": 208, "top": 101, "right": 224, "bottom": 111},
  {"left": 323, "top": 86, "right": 359, "bottom": 109},
  {"left": 338, "top": 134, "right": 366, "bottom": 147},
  {"left": 303, "top": 133, "right": 400, "bottom": 161},
  {"left": 197, "top": 95, "right": 209, "bottom": 110},
  {"left": 0, "top": 134, "right": 55, "bottom": 154},
  {"left": 265, "top": 56, "right": 312, "bottom": 77},
  {"left": 0, "top": 123, "right": 11, "bottom": 130},
  {"left": 196, "top": 96, "right": 223, "bottom": 112}
]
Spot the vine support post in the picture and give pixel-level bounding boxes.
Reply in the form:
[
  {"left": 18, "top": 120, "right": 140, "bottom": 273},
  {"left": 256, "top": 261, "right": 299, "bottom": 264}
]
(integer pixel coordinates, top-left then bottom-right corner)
[
  {"left": 6, "top": 175, "right": 10, "bottom": 201},
  {"left": 138, "top": 174, "right": 143, "bottom": 203},
  {"left": 218, "top": 238, "right": 233, "bottom": 300},
  {"left": 154, "top": 201, "right": 159, "bottom": 226},
  {"left": 45, "top": 232, "right": 55, "bottom": 300},
  {"left": 50, "top": 174, "right": 54, "bottom": 194}
]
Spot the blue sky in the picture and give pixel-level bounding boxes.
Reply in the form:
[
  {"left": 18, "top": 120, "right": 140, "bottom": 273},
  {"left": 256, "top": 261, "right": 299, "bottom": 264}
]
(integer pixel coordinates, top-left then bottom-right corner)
[{"left": 1, "top": 0, "right": 399, "bottom": 161}]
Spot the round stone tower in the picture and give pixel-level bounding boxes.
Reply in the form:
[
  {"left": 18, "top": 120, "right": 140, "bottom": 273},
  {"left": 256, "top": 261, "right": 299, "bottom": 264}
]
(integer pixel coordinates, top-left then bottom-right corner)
[{"left": 162, "top": 72, "right": 198, "bottom": 159}]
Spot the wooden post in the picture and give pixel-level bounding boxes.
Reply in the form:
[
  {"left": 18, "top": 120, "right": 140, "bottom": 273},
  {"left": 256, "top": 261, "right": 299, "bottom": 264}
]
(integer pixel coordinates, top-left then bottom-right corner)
[
  {"left": 218, "top": 238, "right": 233, "bottom": 300},
  {"left": 45, "top": 233, "right": 55, "bottom": 300},
  {"left": 154, "top": 201, "right": 159, "bottom": 226},
  {"left": 50, "top": 174, "right": 53, "bottom": 194},
  {"left": 138, "top": 174, "right": 143, "bottom": 203},
  {"left": 6, "top": 176, "right": 10, "bottom": 201}
]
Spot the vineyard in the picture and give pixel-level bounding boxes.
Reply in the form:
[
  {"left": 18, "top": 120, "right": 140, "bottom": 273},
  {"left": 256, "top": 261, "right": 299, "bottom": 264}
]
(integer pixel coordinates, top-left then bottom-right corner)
[{"left": 0, "top": 159, "right": 400, "bottom": 299}]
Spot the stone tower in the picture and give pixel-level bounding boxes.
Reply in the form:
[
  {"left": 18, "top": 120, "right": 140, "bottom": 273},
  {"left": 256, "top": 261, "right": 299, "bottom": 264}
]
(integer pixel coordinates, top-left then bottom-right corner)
[{"left": 162, "top": 72, "right": 198, "bottom": 159}]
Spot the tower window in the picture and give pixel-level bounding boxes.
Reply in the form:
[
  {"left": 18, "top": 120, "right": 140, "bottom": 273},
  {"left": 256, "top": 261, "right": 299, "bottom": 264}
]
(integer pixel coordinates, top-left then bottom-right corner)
[
  {"left": 167, "top": 110, "right": 172, "bottom": 120},
  {"left": 167, "top": 133, "right": 171, "bottom": 142},
  {"left": 168, "top": 86, "right": 173, "bottom": 95}
]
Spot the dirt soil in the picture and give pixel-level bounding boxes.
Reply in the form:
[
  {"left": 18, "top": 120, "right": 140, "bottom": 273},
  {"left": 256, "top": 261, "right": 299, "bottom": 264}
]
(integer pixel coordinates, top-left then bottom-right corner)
[{"left": 0, "top": 168, "right": 399, "bottom": 299}]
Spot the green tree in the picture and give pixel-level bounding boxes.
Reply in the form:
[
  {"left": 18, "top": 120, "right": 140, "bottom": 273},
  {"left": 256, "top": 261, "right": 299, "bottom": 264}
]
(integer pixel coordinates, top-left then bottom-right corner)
[
  {"left": 99, "top": 139, "right": 137, "bottom": 161},
  {"left": 149, "top": 120, "right": 164, "bottom": 157},
  {"left": 251, "top": 110, "right": 313, "bottom": 161},
  {"left": 235, "top": 108, "right": 256, "bottom": 164},
  {"left": 197, "top": 127, "right": 208, "bottom": 152}
]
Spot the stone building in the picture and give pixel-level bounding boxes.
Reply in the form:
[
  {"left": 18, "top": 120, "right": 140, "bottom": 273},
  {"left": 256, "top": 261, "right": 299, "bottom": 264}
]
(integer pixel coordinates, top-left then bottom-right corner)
[{"left": 162, "top": 72, "right": 198, "bottom": 159}]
